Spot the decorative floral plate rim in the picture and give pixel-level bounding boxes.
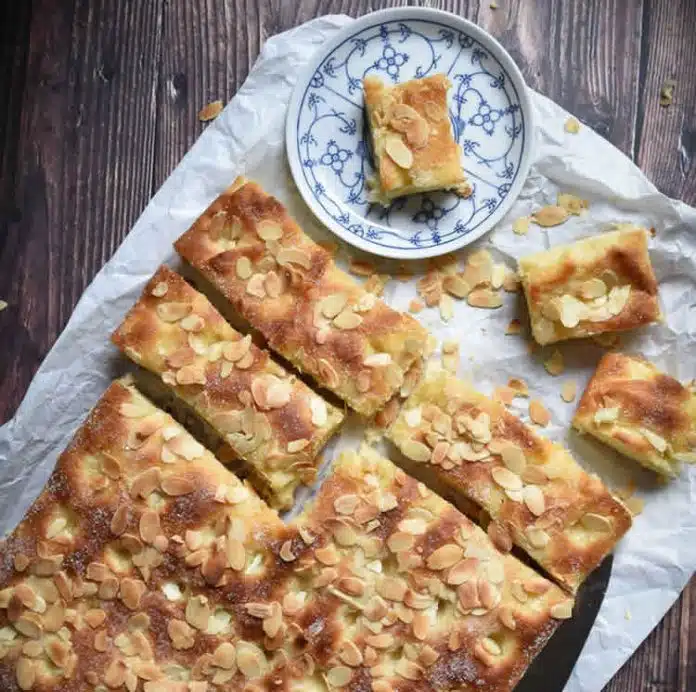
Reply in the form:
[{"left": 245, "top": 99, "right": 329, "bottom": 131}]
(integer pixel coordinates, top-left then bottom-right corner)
[{"left": 286, "top": 7, "right": 535, "bottom": 260}]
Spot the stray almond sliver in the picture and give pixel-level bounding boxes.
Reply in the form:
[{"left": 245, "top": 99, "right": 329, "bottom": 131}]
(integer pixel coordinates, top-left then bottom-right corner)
[
  {"left": 564, "top": 117, "right": 580, "bottom": 134},
  {"left": 560, "top": 380, "right": 577, "bottom": 402},
  {"left": 529, "top": 399, "right": 550, "bottom": 426},
  {"left": 198, "top": 100, "right": 224, "bottom": 122},
  {"left": 512, "top": 217, "right": 530, "bottom": 235},
  {"left": 532, "top": 205, "right": 569, "bottom": 228}
]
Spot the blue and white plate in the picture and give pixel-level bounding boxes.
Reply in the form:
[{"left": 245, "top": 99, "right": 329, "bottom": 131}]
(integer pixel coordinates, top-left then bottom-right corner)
[{"left": 286, "top": 8, "right": 534, "bottom": 259}]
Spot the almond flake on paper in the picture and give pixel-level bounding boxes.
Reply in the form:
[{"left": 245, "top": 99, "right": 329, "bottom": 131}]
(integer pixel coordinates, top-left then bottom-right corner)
[
  {"left": 364, "top": 274, "right": 389, "bottom": 296},
  {"left": 624, "top": 496, "right": 645, "bottom": 516},
  {"left": 564, "top": 117, "right": 580, "bottom": 134},
  {"left": 198, "top": 100, "right": 224, "bottom": 122},
  {"left": 557, "top": 193, "right": 589, "bottom": 216},
  {"left": 439, "top": 294, "right": 454, "bottom": 322},
  {"left": 508, "top": 377, "right": 529, "bottom": 397},
  {"left": 349, "top": 258, "right": 375, "bottom": 277},
  {"left": 532, "top": 205, "right": 569, "bottom": 228},
  {"left": 529, "top": 399, "right": 550, "bottom": 426},
  {"left": 543, "top": 349, "right": 565, "bottom": 376},
  {"left": 512, "top": 216, "right": 531, "bottom": 236},
  {"left": 409, "top": 299, "right": 424, "bottom": 314},
  {"left": 505, "top": 318, "right": 522, "bottom": 335},
  {"left": 560, "top": 380, "right": 577, "bottom": 403}
]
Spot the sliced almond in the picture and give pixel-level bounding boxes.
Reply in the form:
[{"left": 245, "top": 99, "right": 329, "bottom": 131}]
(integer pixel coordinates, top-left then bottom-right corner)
[
  {"left": 523, "top": 485, "right": 546, "bottom": 516},
  {"left": 513, "top": 217, "right": 531, "bottom": 235},
  {"left": 491, "top": 467, "right": 523, "bottom": 491},
  {"left": 561, "top": 380, "right": 577, "bottom": 402},
  {"left": 198, "top": 100, "right": 223, "bottom": 121},
  {"left": 544, "top": 349, "right": 564, "bottom": 376},
  {"left": 426, "top": 544, "right": 463, "bottom": 571},
  {"left": 467, "top": 287, "right": 502, "bottom": 309},
  {"left": 384, "top": 136, "right": 413, "bottom": 169},
  {"left": 532, "top": 205, "right": 569, "bottom": 227},
  {"left": 157, "top": 302, "right": 191, "bottom": 322},
  {"left": 550, "top": 600, "right": 574, "bottom": 619},
  {"left": 277, "top": 247, "right": 312, "bottom": 270},
  {"left": 581, "top": 513, "right": 612, "bottom": 532},
  {"left": 151, "top": 281, "right": 168, "bottom": 298},
  {"left": 333, "top": 310, "right": 363, "bottom": 330},
  {"left": 500, "top": 445, "right": 526, "bottom": 474},
  {"left": 557, "top": 193, "right": 588, "bottom": 216},
  {"left": 257, "top": 220, "right": 283, "bottom": 241},
  {"left": 529, "top": 400, "right": 551, "bottom": 426},
  {"left": 579, "top": 278, "right": 607, "bottom": 300},
  {"left": 321, "top": 293, "right": 348, "bottom": 319},
  {"left": 401, "top": 439, "right": 431, "bottom": 463},
  {"left": 443, "top": 274, "right": 471, "bottom": 298}
]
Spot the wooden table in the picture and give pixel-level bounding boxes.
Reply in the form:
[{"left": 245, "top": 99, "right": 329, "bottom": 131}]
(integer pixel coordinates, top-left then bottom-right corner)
[{"left": 1, "top": 1, "right": 694, "bottom": 688}]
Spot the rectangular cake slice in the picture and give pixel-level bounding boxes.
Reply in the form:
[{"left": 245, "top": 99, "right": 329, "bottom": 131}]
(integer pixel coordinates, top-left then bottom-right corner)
[
  {"left": 174, "top": 177, "right": 428, "bottom": 417},
  {"left": 387, "top": 370, "right": 632, "bottom": 592},
  {"left": 293, "top": 446, "right": 573, "bottom": 692},
  {"left": 363, "top": 73, "right": 471, "bottom": 204},
  {"left": 573, "top": 352, "right": 696, "bottom": 477},
  {"left": 0, "top": 378, "right": 309, "bottom": 692},
  {"left": 112, "top": 266, "right": 344, "bottom": 510},
  {"left": 518, "top": 228, "right": 660, "bottom": 345}
]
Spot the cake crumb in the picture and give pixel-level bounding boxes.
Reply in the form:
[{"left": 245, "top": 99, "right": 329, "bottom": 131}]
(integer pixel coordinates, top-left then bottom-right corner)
[
  {"left": 564, "top": 117, "right": 580, "bottom": 134},
  {"left": 513, "top": 217, "right": 530, "bottom": 235},
  {"left": 659, "top": 79, "right": 676, "bottom": 107},
  {"left": 506, "top": 318, "right": 522, "bottom": 335},
  {"left": 508, "top": 378, "right": 529, "bottom": 397},
  {"left": 409, "top": 299, "right": 424, "bottom": 314},
  {"left": 349, "top": 258, "right": 376, "bottom": 277}
]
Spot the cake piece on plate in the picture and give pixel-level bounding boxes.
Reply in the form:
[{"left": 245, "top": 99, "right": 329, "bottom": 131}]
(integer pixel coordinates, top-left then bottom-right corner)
[
  {"left": 0, "top": 378, "right": 307, "bottom": 691},
  {"left": 112, "top": 266, "right": 344, "bottom": 510},
  {"left": 363, "top": 73, "right": 471, "bottom": 204},
  {"left": 518, "top": 228, "right": 660, "bottom": 345},
  {"left": 174, "top": 177, "right": 429, "bottom": 417},
  {"left": 294, "top": 446, "right": 574, "bottom": 692},
  {"left": 387, "top": 370, "right": 633, "bottom": 593},
  {"left": 573, "top": 352, "right": 696, "bottom": 477}
]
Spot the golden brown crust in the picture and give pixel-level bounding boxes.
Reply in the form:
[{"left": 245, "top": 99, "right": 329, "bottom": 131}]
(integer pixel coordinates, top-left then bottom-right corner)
[
  {"left": 573, "top": 352, "right": 696, "bottom": 476},
  {"left": 363, "top": 74, "right": 470, "bottom": 203},
  {"left": 0, "top": 383, "right": 573, "bottom": 692},
  {"left": 112, "top": 266, "right": 344, "bottom": 510},
  {"left": 518, "top": 229, "right": 661, "bottom": 345},
  {"left": 0, "top": 379, "right": 307, "bottom": 692},
  {"left": 387, "top": 370, "right": 632, "bottom": 593},
  {"left": 174, "top": 177, "right": 428, "bottom": 417},
  {"left": 294, "top": 447, "right": 572, "bottom": 692}
]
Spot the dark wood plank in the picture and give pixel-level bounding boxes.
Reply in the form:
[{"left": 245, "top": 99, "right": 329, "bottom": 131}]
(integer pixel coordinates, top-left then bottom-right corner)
[
  {"left": 634, "top": 0, "right": 696, "bottom": 201},
  {"left": 0, "top": 0, "right": 164, "bottom": 423}
]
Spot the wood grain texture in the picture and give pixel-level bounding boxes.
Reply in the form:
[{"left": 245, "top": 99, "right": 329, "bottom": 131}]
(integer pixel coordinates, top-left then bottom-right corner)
[
  {"left": 633, "top": 0, "right": 696, "bottom": 200},
  {"left": 0, "top": 1, "right": 695, "bottom": 690},
  {"left": 0, "top": 0, "right": 163, "bottom": 421}
]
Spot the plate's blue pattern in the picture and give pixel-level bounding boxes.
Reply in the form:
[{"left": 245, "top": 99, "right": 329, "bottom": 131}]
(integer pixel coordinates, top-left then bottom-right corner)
[{"left": 293, "top": 18, "right": 527, "bottom": 254}]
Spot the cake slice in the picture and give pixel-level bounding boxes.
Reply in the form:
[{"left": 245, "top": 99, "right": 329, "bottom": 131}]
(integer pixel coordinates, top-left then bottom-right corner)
[
  {"left": 518, "top": 228, "right": 661, "bottom": 345},
  {"left": 174, "top": 177, "right": 428, "bottom": 417},
  {"left": 112, "top": 266, "right": 344, "bottom": 510},
  {"left": 363, "top": 73, "right": 471, "bottom": 204},
  {"left": 573, "top": 352, "right": 696, "bottom": 477},
  {"left": 0, "top": 378, "right": 306, "bottom": 691},
  {"left": 387, "top": 370, "right": 632, "bottom": 592},
  {"left": 294, "top": 446, "right": 573, "bottom": 692}
]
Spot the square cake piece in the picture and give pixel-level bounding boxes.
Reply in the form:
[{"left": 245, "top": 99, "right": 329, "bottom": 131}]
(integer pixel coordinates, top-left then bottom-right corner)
[
  {"left": 294, "top": 446, "right": 573, "bottom": 692},
  {"left": 573, "top": 352, "right": 696, "bottom": 477},
  {"left": 518, "top": 228, "right": 660, "bottom": 345},
  {"left": 387, "top": 370, "right": 633, "bottom": 593},
  {"left": 174, "top": 177, "right": 428, "bottom": 417},
  {"left": 0, "top": 378, "right": 306, "bottom": 692},
  {"left": 363, "top": 73, "right": 471, "bottom": 204},
  {"left": 112, "top": 266, "right": 344, "bottom": 510}
]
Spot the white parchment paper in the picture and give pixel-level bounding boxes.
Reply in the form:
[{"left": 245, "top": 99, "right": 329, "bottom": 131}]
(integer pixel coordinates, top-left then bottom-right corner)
[{"left": 1, "top": 15, "right": 695, "bottom": 692}]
